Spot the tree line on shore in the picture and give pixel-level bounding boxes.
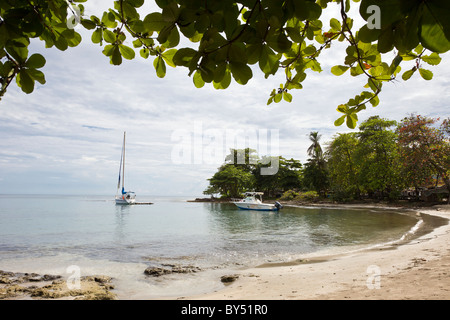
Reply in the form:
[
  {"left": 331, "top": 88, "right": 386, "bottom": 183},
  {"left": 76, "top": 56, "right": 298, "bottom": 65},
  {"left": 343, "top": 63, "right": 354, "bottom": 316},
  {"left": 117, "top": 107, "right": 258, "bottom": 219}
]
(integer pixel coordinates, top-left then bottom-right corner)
[{"left": 203, "top": 114, "right": 450, "bottom": 203}]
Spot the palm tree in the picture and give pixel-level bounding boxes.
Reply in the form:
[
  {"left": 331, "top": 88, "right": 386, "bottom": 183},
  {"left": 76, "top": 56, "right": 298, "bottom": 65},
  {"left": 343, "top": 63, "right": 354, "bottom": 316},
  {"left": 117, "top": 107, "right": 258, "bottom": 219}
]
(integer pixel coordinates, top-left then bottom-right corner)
[{"left": 307, "top": 131, "right": 323, "bottom": 160}]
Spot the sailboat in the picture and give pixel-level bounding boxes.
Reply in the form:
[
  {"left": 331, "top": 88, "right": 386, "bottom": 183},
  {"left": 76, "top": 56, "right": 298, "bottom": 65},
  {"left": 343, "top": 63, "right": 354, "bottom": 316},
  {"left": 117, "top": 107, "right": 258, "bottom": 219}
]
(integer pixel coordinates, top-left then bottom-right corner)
[{"left": 115, "top": 131, "right": 136, "bottom": 205}]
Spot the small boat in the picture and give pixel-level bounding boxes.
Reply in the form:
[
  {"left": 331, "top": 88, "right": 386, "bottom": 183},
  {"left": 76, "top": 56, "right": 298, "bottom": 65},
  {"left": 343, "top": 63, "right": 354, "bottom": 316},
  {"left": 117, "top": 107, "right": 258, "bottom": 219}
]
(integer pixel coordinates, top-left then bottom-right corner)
[
  {"left": 233, "top": 192, "right": 282, "bottom": 211},
  {"left": 115, "top": 131, "right": 136, "bottom": 205}
]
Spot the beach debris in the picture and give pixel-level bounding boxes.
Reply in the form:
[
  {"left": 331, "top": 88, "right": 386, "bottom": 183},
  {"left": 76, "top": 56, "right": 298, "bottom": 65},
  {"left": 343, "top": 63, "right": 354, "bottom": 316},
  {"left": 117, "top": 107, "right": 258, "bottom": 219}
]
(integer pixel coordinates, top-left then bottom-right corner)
[
  {"left": 412, "top": 257, "right": 427, "bottom": 267},
  {"left": 144, "top": 264, "right": 202, "bottom": 277}
]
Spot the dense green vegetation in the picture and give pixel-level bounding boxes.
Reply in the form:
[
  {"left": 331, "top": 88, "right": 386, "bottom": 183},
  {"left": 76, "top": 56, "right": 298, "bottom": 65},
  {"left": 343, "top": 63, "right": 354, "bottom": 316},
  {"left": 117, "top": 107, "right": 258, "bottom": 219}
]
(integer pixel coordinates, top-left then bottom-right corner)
[
  {"left": 204, "top": 115, "right": 450, "bottom": 203},
  {"left": 1, "top": 1, "right": 449, "bottom": 128}
]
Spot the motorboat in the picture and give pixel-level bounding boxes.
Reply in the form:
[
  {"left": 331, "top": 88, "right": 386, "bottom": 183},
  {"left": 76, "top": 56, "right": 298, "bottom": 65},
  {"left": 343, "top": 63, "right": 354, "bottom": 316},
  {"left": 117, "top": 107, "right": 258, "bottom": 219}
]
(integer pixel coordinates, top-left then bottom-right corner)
[{"left": 233, "top": 192, "right": 282, "bottom": 211}]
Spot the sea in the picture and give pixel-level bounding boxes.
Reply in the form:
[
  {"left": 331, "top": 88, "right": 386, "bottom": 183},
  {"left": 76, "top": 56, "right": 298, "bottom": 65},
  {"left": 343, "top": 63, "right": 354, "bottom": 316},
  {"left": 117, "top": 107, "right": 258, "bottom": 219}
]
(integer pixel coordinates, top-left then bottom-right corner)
[{"left": 0, "top": 194, "right": 430, "bottom": 299}]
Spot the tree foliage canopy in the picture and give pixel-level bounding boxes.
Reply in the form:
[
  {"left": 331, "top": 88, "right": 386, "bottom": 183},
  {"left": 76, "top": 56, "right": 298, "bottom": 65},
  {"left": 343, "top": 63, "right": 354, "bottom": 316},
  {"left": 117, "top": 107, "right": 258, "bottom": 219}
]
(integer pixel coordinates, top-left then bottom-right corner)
[
  {"left": 1, "top": 0, "right": 449, "bottom": 127},
  {"left": 326, "top": 115, "right": 449, "bottom": 201},
  {"left": 203, "top": 116, "right": 449, "bottom": 202}
]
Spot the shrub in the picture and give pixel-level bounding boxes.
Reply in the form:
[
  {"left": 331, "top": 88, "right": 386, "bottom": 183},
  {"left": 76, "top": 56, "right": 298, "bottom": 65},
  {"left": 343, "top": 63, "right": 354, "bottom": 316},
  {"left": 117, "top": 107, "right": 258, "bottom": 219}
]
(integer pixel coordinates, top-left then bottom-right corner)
[
  {"left": 279, "top": 190, "right": 299, "bottom": 200},
  {"left": 295, "top": 191, "right": 319, "bottom": 202}
]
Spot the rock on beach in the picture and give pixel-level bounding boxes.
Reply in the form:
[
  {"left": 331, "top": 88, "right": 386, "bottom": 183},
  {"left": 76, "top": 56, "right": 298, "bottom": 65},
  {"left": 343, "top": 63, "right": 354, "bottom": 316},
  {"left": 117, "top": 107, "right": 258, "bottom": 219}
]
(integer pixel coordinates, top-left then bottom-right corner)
[{"left": 0, "top": 270, "right": 117, "bottom": 300}]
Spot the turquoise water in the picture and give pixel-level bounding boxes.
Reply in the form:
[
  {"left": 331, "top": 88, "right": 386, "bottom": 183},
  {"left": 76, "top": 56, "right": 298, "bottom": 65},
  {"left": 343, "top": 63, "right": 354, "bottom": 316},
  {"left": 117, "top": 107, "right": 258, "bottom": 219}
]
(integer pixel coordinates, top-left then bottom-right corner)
[{"left": 0, "top": 194, "right": 419, "bottom": 270}]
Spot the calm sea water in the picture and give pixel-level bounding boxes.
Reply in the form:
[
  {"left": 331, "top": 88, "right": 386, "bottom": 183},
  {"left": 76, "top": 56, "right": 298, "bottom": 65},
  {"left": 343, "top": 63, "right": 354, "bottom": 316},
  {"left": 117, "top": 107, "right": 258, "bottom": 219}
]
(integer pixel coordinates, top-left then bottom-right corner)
[{"left": 0, "top": 194, "right": 422, "bottom": 297}]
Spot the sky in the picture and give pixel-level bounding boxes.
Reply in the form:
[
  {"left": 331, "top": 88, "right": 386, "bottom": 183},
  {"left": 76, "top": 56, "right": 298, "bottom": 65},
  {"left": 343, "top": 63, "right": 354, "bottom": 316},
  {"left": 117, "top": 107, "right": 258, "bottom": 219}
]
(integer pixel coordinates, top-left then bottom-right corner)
[{"left": 0, "top": 1, "right": 449, "bottom": 197}]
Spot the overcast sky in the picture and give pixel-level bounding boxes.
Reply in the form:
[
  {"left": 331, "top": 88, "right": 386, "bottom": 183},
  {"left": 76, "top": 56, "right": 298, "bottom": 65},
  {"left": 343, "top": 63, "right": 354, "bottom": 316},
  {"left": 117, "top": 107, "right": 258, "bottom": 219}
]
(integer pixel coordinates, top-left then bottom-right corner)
[{"left": 0, "top": 1, "right": 449, "bottom": 197}]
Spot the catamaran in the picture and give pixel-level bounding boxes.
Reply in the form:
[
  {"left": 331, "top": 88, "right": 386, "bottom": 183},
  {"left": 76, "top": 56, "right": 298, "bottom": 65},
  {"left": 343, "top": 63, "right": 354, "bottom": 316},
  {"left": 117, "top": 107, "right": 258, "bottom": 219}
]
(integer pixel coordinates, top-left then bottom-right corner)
[
  {"left": 115, "top": 131, "right": 136, "bottom": 205},
  {"left": 233, "top": 192, "right": 282, "bottom": 211}
]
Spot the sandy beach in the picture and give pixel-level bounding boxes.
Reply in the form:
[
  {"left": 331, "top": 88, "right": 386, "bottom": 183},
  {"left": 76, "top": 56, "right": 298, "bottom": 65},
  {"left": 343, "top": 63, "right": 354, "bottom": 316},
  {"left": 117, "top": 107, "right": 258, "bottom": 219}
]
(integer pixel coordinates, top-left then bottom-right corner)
[{"left": 182, "top": 205, "right": 450, "bottom": 300}]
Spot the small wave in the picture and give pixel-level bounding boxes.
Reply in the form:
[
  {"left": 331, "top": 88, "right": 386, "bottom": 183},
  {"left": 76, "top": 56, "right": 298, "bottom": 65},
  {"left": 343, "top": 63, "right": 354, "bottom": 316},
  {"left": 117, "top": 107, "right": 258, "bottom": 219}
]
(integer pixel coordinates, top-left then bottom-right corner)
[{"left": 399, "top": 219, "right": 423, "bottom": 241}]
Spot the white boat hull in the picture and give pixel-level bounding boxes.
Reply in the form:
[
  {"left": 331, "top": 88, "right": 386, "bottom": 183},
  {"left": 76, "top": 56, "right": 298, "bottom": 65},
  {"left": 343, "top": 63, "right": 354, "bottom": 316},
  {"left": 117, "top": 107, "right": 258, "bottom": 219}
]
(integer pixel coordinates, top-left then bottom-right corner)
[
  {"left": 234, "top": 202, "right": 278, "bottom": 211},
  {"left": 115, "top": 195, "right": 136, "bottom": 205}
]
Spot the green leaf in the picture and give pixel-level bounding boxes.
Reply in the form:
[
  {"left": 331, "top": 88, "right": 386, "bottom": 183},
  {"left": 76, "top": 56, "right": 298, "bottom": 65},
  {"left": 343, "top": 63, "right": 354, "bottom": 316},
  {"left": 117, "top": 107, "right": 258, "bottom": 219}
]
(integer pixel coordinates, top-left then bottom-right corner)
[
  {"left": 418, "top": 68, "right": 433, "bottom": 80},
  {"left": 305, "top": 1, "right": 322, "bottom": 20},
  {"left": 331, "top": 65, "right": 349, "bottom": 76},
  {"left": 259, "top": 45, "right": 279, "bottom": 76},
  {"left": 6, "top": 40, "right": 29, "bottom": 64},
  {"left": 274, "top": 92, "right": 282, "bottom": 103},
  {"left": 119, "top": 45, "right": 135, "bottom": 60},
  {"left": 285, "top": 27, "right": 303, "bottom": 43},
  {"left": 369, "top": 95, "right": 379, "bottom": 107},
  {"left": 120, "top": 1, "right": 139, "bottom": 20},
  {"left": 193, "top": 71, "right": 205, "bottom": 88},
  {"left": 421, "top": 52, "right": 442, "bottom": 65},
  {"left": 377, "top": 26, "right": 394, "bottom": 53},
  {"left": 337, "top": 104, "right": 348, "bottom": 114},
  {"left": 419, "top": 2, "right": 450, "bottom": 53},
  {"left": 153, "top": 56, "right": 166, "bottom": 78},
  {"left": 103, "top": 29, "right": 116, "bottom": 43},
  {"left": 402, "top": 68, "right": 416, "bottom": 81},
  {"left": 140, "top": 48, "right": 150, "bottom": 59},
  {"left": 81, "top": 18, "right": 96, "bottom": 30},
  {"left": 144, "top": 12, "right": 166, "bottom": 32},
  {"left": 172, "top": 48, "right": 197, "bottom": 67},
  {"left": 283, "top": 91, "right": 292, "bottom": 102},
  {"left": 330, "top": 18, "right": 341, "bottom": 31},
  {"left": 389, "top": 55, "right": 403, "bottom": 74},
  {"left": 66, "top": 31, "right": 82, "bottom": 48},
  {"left": 229, "top": 61, "right": 252, "bottom": 85},
  {"left": 102, "top": 44, "right": 115, "bottom": 57},
  {"left": 213, "top": 69, "right": 231, "bottom": 90},
  {"left": 228, "top": 42, "right": 247, "bottom": 64},
  {"left": 358, "top": 24, "right": 380, "bottom": 43},
  {"left": 334, "top": 115, "right": 346, "bottom": 126},
  {"left": 27, "top": 68, "right": 46, "bottom": 84},
  {"left": 0, "top": 24, "right": 7, "bottom": 48},
  {"left": 25, "top": 54, "right": 46, "bottom": 69},
  {"left": 401, "top": 4, "right": 421, "bottom": 53},
  {"left": 111, "top": 45, "right": 122, "bottom": 65},
  {"left": 346, "top": 113, "right": 358, "bottom": 129},
  {"left": 161, "top": 26, "right": 180, "bottom": 48},
  {"left": 213, "top": 63, "right": 226, "bottom": 83},
  {"left": 92, "top": 28, "right": 103, "bottom": 44},
  {"left": 127, "top": 0, "right": 145, "bottom": 7},
  {"left": 161, "top": 48, "right": 177, "bottom": 67},
  {"left": 17, "top": 69, "right": 34, "bottom": 94},
  {"left": 101, "top": 11, "right": 118, "bottom": 28},
  {"left": 162, "top": 1, "right": 180, "bottom": 23},
  {"left": 293, "top": 0, "right": 309, "bottom": 20}
]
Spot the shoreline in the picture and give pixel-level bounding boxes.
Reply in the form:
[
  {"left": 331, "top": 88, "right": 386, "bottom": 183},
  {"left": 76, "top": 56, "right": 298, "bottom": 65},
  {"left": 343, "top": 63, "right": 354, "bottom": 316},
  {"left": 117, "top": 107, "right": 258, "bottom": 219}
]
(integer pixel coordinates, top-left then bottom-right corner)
[{"left": 180, "top": 204, "right": 450, "bottom": 300}]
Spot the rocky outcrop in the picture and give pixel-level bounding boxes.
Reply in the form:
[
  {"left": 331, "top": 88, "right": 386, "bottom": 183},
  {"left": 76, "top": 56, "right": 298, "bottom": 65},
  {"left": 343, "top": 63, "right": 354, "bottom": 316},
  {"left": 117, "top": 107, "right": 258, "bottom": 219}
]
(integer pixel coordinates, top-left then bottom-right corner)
[
  {"left": 144, "top": 264, "right": 202, "bottom": 277},
  {"left": 0, "top": 270, "right": 116, "bottom": 300},
  {"left": 220, "top": 274, "right": 239, "bottom": 284}
]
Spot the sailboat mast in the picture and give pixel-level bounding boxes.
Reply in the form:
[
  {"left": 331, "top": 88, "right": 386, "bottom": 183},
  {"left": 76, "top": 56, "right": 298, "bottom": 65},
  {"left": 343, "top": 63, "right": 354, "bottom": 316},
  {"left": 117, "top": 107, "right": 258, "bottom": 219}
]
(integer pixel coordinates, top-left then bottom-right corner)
[{"left": 122, "top": 131, "right": 126, "bottom": 192}]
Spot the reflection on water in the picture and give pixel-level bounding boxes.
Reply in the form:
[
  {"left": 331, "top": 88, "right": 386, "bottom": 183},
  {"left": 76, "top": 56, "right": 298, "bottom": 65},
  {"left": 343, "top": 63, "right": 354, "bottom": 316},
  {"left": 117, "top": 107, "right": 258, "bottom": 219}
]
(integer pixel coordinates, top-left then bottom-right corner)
[{"left": 202, "top": 203, "right": 419, "bottom": 265}]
